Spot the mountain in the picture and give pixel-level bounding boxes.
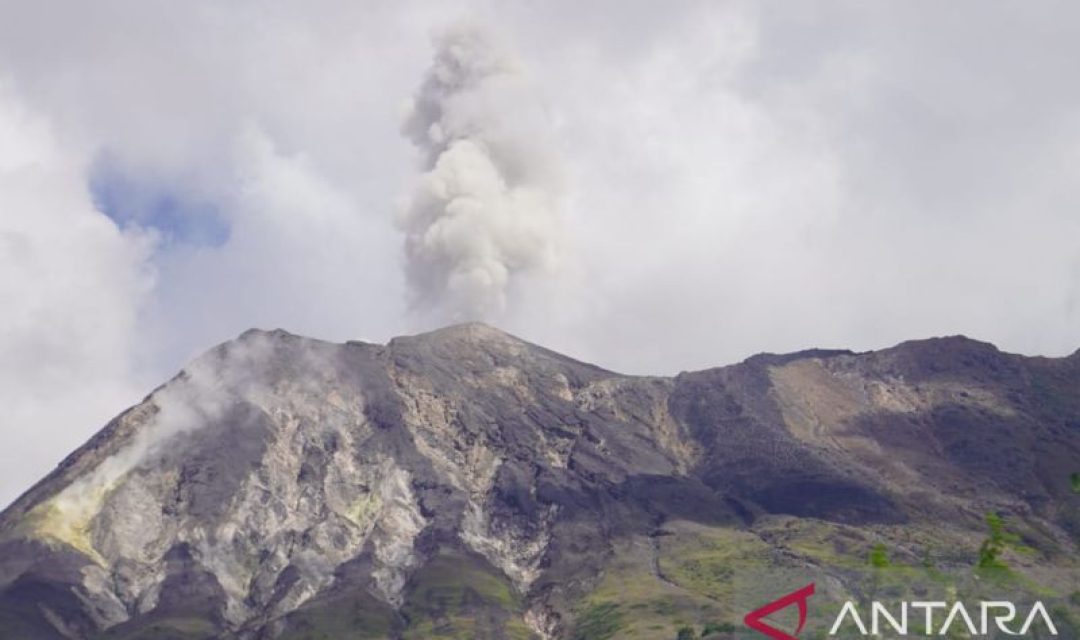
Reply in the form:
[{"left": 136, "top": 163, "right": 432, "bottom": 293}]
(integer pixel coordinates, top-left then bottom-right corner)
[{"left": 0, "top": 324, "right": 1078, "bottom": 639}]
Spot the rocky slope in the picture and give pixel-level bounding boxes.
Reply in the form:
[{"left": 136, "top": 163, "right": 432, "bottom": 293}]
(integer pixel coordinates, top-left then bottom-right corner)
[{"left": 0, "top": 324, "right": 1078, "bottom": 639}]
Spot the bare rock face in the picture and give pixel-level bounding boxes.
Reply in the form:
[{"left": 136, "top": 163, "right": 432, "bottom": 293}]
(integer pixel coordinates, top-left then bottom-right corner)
[{"left": 0, "top": 325, "right": 1078, "bottom": 639}]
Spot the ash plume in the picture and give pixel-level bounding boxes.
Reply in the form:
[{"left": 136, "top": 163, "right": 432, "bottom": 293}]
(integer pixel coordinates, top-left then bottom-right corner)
[{"left": 398, "top": 24, "right": 563, "bottom": 322}]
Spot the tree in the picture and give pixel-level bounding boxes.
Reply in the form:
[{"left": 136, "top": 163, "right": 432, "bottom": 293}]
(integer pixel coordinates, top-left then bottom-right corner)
[{"left": 676, "top": 626, "right": 697, "bottom": 640}]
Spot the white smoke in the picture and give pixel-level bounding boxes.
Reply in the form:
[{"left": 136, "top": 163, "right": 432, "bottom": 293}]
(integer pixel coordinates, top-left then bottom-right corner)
[
  {"left": 36, "top": 332, "right": 283, "bottom": 532},
  {"left": 398, "top": 24, "right": 563, "bottom": 322}
]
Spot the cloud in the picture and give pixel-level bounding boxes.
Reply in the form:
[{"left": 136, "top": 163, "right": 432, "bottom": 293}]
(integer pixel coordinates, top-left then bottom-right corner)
[
  {"left": 398, "top": 23, "right": 564, "bottom": 322},
  {"left": 133, "top": 123, "right": 406, "bottom": 371},
  {"left": 494, "top": 1, "right": 1080, "bottom": 373},
  {"left": 0, "top": 82, "right": 153, "bottom": 507},
  {"left": 0, "top": 0, "right": 1079, "bottom": 504}
]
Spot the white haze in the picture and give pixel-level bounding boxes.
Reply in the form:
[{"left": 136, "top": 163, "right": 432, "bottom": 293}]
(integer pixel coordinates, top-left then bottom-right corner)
[
  {"left": 44, "top": 332, "right": 279, "bottom": 534},
  {"left": 0, "top": 1, "right": 1079, "bottom": 507}
]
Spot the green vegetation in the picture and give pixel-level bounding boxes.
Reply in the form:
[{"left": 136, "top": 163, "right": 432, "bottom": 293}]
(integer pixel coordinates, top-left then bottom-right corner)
[
  {"left": 571, "top": 517, "right": 1080, "bottom": 639},
  {"left": 275, "top": 549, "right": 530, "bottom": 640},
  {"left": 1050, "top": 605, "right": 1079, "bottom": 638},
  {"left": 657, "top": 523, "right": 773, "bottom": 602},
  {"left": 400, "top": 550, "right": 530, "bottom": 640},
  {"left": 572, "top": 603, "right": 623, "bottom": 640},
  {"left": 568, "top": 530, "right": 726, "bottom": 639},
  {"left": 977, "top": 512, "right": 1027, "bottom": 570},
  {"left": 274, "top": 589, "right": 398, "bottom": 640},
  {"left": 868, "top": 543, "right": 890, "bottom": 568},
  {"left": 98, "top": 617, "right": 220, "bottom": 640},
  {"left": 702, "top": 621, "right": 737, "bottom": 635},
  {"left": 1071, "top": 472, "right": 1080, "bottom": 494}
]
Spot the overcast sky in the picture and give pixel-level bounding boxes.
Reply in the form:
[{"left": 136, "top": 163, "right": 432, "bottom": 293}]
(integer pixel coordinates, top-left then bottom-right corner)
[{"left": 1, "top": 0, "right": 1079, "bottom": 507}]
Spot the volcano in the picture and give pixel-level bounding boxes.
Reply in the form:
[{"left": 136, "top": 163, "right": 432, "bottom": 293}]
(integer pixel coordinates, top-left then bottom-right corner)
[{"left": 1, "top": 324, "right": 1078, "bottom": 639}]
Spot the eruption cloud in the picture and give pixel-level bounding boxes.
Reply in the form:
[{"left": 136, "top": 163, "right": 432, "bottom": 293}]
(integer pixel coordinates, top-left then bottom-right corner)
[{"left": 398, "top": 25, "right": 563, "bottom": 322}]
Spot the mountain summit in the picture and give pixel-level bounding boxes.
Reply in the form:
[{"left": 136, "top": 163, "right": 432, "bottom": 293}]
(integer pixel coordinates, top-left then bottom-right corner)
[{"left": 1, "top": 325, "right": 1078, "bottom": 639}]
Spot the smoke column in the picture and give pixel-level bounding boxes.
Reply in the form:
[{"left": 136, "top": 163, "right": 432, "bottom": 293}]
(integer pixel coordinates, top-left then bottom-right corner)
[{"left": 398, "top": 24, "right": 562, "bottom": 322}]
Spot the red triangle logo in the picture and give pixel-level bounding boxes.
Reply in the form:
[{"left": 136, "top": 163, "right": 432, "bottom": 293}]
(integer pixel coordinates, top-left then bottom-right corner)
[{"left": 743, "top": 583, "right": 816, "bottom": 640}]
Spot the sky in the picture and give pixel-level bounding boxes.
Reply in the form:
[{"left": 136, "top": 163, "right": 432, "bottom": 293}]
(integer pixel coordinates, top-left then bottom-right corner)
[{"left": 1, "top": 0, "right": 1079, "bottom": 507}]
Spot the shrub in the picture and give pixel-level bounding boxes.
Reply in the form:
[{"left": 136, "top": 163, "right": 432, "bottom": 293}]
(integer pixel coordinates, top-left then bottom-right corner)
[
  {"left": 977, "top": 512, "right": 1026, "bottom": 570},
  {"left": 869, "top": 543, "right": 890, "bottom": 568}
]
